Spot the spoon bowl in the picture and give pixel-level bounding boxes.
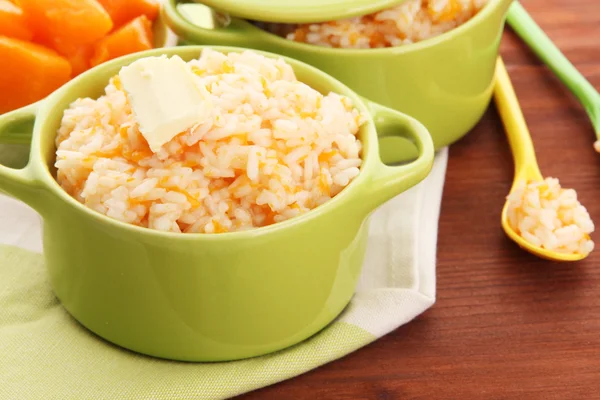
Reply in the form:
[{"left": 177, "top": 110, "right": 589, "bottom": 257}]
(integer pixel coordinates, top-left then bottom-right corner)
[
  {"left": 500, "top": 205, "right": 587, "bottom": 262},
  {"left": 494, "top": 57, "right": 590, "bottom": 262}
]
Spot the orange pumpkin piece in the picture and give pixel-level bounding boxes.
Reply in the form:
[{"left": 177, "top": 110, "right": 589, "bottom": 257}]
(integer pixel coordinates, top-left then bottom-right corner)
[
  {"left": 55, "top": 43, "right": 95, "bottom": 77},
  {"left": 0, "top": 0, "right": 33, "bottom": 41},
  {"left": 19, "top": 0, "right": 113, "bottom": 49},
  {"left": 0, "top": 36, "right": 71, "bottom": 114},
  {"left": 68, "top": 46, "right": 94, "bottom": 77},
  {"left": 90, "top": 15, "right": 153, "bottom": 67},
  {"left": 97, "top": 0, "right": 160, "bottom": 29}
]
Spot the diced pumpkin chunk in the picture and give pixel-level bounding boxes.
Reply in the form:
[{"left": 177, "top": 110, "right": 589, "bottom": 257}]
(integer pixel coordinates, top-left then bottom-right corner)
[
  {"left": 97, "top": 0, "right": 160, "bottom": 29},
  {"left": 67, "top": 47, "right": 94, "bottom": 77},
  {"left": 19, "top": 0, "right": 113, "bottom": 49},
  {"left": 0, "top": 36, "right": 71, "bottom": 114},
  {"left": 0, "top": 0, "right": 33, "bottom": 41},
  {"left": 55, "top": 43, "right": 95, "bottom": 77},
  {"left": 90, "top": 15, "right": 153, "bottom": 67}
]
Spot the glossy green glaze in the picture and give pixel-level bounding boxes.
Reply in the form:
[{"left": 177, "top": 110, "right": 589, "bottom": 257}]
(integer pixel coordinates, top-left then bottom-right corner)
[
  {"left": 190, "top": 0, "right": 409, "bottom": 24},
  {"left": 163, "top": 0, "right": 512, "bottom": 163},
  {"left": 0, "top": 46, "right": 434, "bottom": 362}
]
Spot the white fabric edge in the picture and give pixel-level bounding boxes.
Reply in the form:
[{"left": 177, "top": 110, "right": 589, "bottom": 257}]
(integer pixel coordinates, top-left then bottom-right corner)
[{"left": 340, "top": 148, "right": 448, "bottom": 337}]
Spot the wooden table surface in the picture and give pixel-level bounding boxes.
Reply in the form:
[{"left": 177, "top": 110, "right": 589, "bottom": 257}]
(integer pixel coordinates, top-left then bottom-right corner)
[{"left": 238, "top": 1, "right": 600, "bottom": 398}]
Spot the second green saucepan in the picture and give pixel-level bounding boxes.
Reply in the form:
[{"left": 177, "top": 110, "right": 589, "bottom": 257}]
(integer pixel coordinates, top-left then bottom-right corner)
[{"left": 163, "top": 0, "right": 513, "bottom": 163}]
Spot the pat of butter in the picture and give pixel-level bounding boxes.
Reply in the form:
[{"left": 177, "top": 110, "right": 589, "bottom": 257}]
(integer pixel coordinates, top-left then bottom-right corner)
[{"left": 118, "top": 55, "right": 211, "bottom": 153}]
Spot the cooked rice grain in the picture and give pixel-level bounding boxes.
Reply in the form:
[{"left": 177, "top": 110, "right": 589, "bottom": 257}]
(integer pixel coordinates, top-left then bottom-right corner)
[
  {"left": 55, "top": 49, "right": 366, "bottom": 233},
  {"left": 256, "top": 0, "right": 489, "bottom": 49},
  {"left": 506, "top": 178, "right": 595, "bottom": 256}
]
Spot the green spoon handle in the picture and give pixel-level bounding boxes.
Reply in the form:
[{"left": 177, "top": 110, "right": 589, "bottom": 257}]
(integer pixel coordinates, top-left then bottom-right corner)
[{"left": 507, "top": 1, "right": 600, "bottom": 132}]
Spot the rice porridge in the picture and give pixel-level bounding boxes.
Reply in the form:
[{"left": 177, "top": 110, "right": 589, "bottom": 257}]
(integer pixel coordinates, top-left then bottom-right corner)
[
  {"left": 255, "top": 0, "right": 490, "bottom": 49},
  {"left": 54, "top": 49, "right": 366, "bottom": 233},
  {"left": 506, "top": 178, "right": 595, "bottom": 256}
]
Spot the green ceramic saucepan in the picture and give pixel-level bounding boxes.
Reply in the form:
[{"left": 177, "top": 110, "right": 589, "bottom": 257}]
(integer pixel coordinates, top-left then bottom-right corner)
[
  {"left": 0, "top": 46, "right": 434, "bottom": 362},
  {"left": 163, "top": 0, "right": 513, "bottom": 163}
]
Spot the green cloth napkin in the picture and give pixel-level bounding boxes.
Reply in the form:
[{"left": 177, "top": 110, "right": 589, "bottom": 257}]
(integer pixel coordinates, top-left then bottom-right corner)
[{"left": 0, "top": 150, "right": 446, "bottom": 400}]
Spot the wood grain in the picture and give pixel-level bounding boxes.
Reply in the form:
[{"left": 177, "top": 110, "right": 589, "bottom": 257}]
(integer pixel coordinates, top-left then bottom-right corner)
[{"left": 235, "top": 1, "right": 600, "bottom": 398}]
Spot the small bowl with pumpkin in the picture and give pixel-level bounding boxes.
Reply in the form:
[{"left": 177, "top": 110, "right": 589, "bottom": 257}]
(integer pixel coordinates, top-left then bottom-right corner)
[{"left": 0, "top": 0, "right": 176, "bottom": 114}]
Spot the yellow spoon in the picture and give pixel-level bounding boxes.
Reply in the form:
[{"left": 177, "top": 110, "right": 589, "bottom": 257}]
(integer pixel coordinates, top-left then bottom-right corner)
[{"left": 493, "top": 57, "right": 588, "bottom": 262}]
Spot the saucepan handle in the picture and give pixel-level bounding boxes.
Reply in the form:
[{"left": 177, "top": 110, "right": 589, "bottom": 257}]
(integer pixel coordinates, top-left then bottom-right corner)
[
  {"left": 162, "top": 0, "right": 268, "bottom": 47},
  {"left": 363, "top": 99, "right": 435, "bottom": 211},
  {"left": 0, "top": 102, "right": 48, "bottom": 210}
]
